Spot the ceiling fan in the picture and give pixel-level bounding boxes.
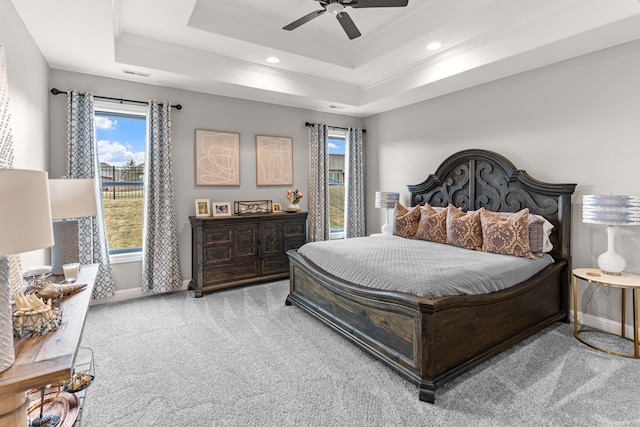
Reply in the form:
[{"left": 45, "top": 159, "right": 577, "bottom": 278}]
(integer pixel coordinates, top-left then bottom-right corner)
[{"left": 283, "top": 0, "right": 409, "bottom": 40}]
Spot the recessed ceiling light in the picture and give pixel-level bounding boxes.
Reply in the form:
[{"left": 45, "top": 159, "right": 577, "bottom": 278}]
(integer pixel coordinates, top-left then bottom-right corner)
[
  {"left": 426, "top": 42, "right": 442, "bottom": 51},
  {"left": 266, "top": 56, "right": 280, "bottom": 64}
]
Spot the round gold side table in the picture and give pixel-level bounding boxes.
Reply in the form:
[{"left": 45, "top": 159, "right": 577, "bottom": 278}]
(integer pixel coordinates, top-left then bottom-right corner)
[{"left": 572, "top": 267, "right": 640, "bottom": 358}]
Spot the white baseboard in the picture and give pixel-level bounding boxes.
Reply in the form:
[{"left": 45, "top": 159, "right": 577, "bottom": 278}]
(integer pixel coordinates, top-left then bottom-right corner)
[
  {"left": 90, "top": 280, "right": 190, "bottom": 306},
  {"left": 570, "top": 311, "right": 636, "bottom": 338}
]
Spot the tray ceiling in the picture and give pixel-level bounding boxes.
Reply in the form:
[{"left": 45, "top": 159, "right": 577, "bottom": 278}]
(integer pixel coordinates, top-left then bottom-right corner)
[{"left": 11, "top": 0, "right": 640, "bottom": 117}]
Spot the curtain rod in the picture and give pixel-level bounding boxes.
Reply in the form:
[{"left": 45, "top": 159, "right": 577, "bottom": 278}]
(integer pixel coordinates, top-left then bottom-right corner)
[
  {"left": 50, "top": 88, "right": 182, "bottom": 110},
  {"left": 305, "top": 121, "right": 366, "bottom": 133}
]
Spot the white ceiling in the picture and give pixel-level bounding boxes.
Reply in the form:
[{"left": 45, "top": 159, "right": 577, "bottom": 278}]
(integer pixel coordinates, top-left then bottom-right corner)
[{"left": 11, "top": 0, "right": 640, "bottom": 117}]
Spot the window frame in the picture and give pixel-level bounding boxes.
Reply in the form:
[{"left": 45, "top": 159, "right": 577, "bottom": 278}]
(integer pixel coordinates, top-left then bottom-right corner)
[
  {"left": 328, "top": 130, "right": 346, "bottom": 240},
  {"left": 93, "top": 100, "right": 147, "bottom": 261}
]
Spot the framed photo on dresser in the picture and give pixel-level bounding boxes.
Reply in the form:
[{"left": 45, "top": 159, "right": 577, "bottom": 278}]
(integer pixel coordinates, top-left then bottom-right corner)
[
  {"left": 212, "top": 201, "right": 232, "bottom": 217},
  {"left": 194, "top": 199, "right": 211, "bottom": 217}
]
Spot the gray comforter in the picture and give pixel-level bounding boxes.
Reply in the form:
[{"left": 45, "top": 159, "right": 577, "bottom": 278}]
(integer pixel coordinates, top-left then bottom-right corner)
[{"left": 297, "top": 235, "right": 554, "bottom": 298}]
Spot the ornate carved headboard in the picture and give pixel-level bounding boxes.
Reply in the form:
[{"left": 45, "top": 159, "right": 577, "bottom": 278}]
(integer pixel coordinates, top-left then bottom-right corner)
[{"left": 407, "top": 149, "right": 576, "bottom": 262}]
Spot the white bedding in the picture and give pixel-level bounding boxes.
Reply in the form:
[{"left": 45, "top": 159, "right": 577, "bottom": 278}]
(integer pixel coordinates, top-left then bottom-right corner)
[{"left": 297, "top": 235, "right": 554, "bottom": 298}]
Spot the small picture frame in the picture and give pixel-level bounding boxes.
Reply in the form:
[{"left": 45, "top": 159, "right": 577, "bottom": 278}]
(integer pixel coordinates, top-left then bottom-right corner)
[
  {"left": 195, "top": 199, "right": 211, "bottom": 217},
  {"left": 273, "top": 203, "right": 282, "bottom": 213},
  {"left": 212, "top": 201, "right": 232, "bottom": 217}
]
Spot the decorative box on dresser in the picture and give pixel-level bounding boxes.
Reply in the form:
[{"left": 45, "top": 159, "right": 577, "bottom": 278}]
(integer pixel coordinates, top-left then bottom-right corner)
[{"left": 189, "top": 212, "right": 307, "bottom": 298}]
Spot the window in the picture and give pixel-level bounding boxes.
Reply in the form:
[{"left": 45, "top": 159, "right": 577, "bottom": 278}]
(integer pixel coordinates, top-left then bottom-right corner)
[
  {"left": 94, "top": 101, "right": 147, "bottom": 254},
  {"left": 328, "top": 132, "right": 346, "bottom": 239}
]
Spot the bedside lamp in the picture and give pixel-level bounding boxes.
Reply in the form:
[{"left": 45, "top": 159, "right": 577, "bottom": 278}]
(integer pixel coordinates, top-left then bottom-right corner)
[
  {"left": 0, "top": 169, "right": 54, "bottom": 373},
  {"left": 583, "top": 195, "right": 639, "bottom": 275},
  {"left": 375, "top": 191, "right": 399, "bottom": 235},
  {"left": 48, "top": 179, "right": 97, "bottom": 275}
]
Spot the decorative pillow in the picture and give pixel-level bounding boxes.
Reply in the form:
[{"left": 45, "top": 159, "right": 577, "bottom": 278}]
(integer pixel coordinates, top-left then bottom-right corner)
[
  {"left": 480, "top": 208, "right": 534, "bottom": 259},
  {"left": 473, "top": 210, "right": 554, "bottom": 255},
  {"left": 393, "top": 202, "right": 421, "bottom": 238},
  {"left": 446, "top": 205, "right": 483, "bottom": 250},
  {"left": 526, "top": 215, "right": 547, "bottom": 255},
  {"left": 537, "top": 215, "right": 554, "bottom": 253},
  {"left": 415, "top": 204, "right": 448, "bottom": 243}
]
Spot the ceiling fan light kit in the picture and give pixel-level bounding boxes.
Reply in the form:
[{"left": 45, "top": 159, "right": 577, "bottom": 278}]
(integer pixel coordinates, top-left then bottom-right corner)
[
  {"left": 283, "top": 0, "right": 409, "bottom": 40},
  {"left": 326, "top": 3, "right": 344, "bottom": 14}
]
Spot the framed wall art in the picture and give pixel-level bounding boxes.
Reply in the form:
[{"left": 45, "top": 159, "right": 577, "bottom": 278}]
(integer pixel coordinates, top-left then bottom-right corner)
[
  {"left": 255, "top": 135, "right": 293, "bottom": 186},
  {"left": 195, "top": 129, "right": 240, "bottom": 186},
  {"left": 194, "top": 199, "right": 211, "bottom": 217},
  {"left": 212, "top": 201, "right": 232, "bottom": 217}
]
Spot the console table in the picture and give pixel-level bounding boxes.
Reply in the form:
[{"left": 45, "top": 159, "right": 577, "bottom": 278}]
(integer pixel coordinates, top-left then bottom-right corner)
[{"left": 0, "top": 264, "right": 97, "bottom": 426}]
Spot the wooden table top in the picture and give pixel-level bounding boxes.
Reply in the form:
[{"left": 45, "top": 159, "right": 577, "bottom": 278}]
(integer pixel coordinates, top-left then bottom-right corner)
[{"left": 0, "top": 264, "right": 97, "bottom": 397}]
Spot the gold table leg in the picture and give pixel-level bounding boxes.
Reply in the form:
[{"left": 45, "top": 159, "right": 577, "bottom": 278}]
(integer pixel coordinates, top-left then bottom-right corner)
[
  {"left": 573, "top": 276, "right": 579, "bottom": 335},
  {"left": 622, "top": 288, "right": 626, "bottom": 338},
  {"left": 634, "top": 289, "right": 638, "bottom": 358}
]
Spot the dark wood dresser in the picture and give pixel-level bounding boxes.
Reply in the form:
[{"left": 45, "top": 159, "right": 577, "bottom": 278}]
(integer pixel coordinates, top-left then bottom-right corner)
[{"left": 189, "top": 212, "right": 307, "bottom": 298}]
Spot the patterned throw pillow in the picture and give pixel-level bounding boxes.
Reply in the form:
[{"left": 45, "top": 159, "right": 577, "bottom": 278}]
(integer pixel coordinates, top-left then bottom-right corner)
[
  {"left": 480, "top": 208, "right": 534, "bottom": 259},
  {"left": 468, "top": 209, "right": 553, "bottom": 255},
  {"left": 415, "top": 204, "right": 448, "bottom": 243},
  {"left": 446, "top": 205, "right": 483, "bottom": 250},
  {"left": 393, "top": 202, "right": 421, "bottom": 238}
]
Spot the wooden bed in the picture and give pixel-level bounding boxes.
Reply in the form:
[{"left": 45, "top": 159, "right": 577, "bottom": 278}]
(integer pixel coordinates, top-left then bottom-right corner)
[{"left": 285, "top": 149, "right": 576, "bottom": 403}]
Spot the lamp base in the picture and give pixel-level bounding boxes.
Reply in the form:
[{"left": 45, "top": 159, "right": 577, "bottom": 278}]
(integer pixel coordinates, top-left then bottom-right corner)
[
  {"left": 381, "top": 223, "right": 392, "bottom": 235},
  {"left": 597, "top": 225, "right": 626, "bottom": 276},
  {"left": 51, "top": 220, "right": 80, "bottom": 276}
]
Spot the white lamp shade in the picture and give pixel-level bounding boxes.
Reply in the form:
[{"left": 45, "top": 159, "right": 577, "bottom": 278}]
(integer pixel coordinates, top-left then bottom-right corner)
[
  {"left": 582, "top": 195, "right": 639, "bottom": 225},
  {"left": 49, "top": 178, "right": 98, "bottom": 219},
  {"left": 375, "top": 191, "right": 399, "bottom": 209},
  {"left": 0, "top": 169, "right": 54, "bottom": 256}
]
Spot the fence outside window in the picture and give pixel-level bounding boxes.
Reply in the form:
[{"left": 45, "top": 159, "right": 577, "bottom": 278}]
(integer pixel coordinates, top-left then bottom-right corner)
[{"left": 100, "top": 164, "right": 144, "bottom": 199}]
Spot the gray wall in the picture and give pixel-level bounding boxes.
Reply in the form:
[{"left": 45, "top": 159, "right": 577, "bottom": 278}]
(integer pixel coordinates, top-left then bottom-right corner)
[
  {"left": 364, "top": 39, "right": 640, "bottom": 332},
  {"left": 48, "top": 70, "right": 364, "bottom": 295},
  {"left": 0, "top": 0, "right": 50, "bottom": 268}
]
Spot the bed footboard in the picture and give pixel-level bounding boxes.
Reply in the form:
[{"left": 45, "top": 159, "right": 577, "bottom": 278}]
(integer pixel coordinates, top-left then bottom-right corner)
[
  {"left": 286, "top": 249, "right": 568, "bottom": 403},
  {"left": 286, "top": 254, "right": 424, "bottom": 383}
]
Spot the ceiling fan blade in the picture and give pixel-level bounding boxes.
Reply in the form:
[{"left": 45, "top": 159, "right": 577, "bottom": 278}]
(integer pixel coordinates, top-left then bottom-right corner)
[
  {"left": 351, "top": 0, "right": 409, "bottom": 8},
  {"left": 336, "top": 12, "right": 361, "bottom": 40},
  {"left": 283, "top": 9, "right": 326, "bottom": 31}
]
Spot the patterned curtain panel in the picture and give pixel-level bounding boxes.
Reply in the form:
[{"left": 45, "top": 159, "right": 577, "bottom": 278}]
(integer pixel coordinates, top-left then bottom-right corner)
[
  {"left": 66, "top": 91, "right": 115, "bottom": 299},
  {"left": 141, "top": 101, "right": 182, "bottom": 293},
  {"left": 0, "top": 47, "right": 13, "bottom": 169},
  {"left": 0, "top": 45, "right": 22, "bottom": 293},
  {"left": 345, "top": 127, "right": 365, "bottom": 238},
  {"left": 308, "top": 123, "right": 330, "bottom": 242}
]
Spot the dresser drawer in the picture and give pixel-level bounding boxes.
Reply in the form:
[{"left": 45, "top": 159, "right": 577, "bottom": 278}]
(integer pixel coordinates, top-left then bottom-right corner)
[
  {"left": 261, "top": 257, "right": 289, "bottom": 275},
  {"left": 204, "top": 245, "right": 233, "bottom": 263},
  {"left": 285, "top": 236, "right": 306, "bottom": 251},
  {"left": 203, "top": 227, "right": 233, "bottom": 244},
  {"left": 204, "top": 261, "right": 259, "bottom": 284},
  {"left": 284, "top": 222, "right": 306, "bottom": 236}
]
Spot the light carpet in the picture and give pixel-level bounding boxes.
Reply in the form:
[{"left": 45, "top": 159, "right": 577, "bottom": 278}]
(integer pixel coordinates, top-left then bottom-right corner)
[{"left": 78, "top": 280, "right": 640, "bottom": 426}]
